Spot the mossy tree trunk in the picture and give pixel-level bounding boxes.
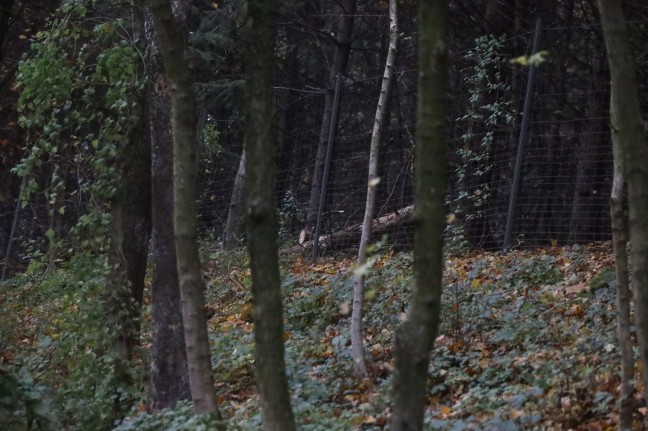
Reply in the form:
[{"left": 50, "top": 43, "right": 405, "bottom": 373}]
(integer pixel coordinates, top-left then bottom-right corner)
[
  {"left": 390, "top": 0, "right": 448, "bottom": 429},
  {"left": 148, "top": 0, "right": 221, "bottom": 418},
  {"left": 242, "top": 1, "right": 297, "bottom": 430},
  {"left": 105, "top": 2, "right": 151, "bottom": 408},
  {"left": 598, "top": 0, "right": 647, "bottom": 428}
]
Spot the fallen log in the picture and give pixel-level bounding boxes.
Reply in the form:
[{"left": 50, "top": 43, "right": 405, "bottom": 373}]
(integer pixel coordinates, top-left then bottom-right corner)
[{"left": 288, "top": 205, "right": 414, "bottom": 254}]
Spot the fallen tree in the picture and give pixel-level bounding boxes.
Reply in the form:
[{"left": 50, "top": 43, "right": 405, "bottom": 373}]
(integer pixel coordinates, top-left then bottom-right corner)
[{"left": 289, "top": 205, "right": 414, "bottom": 254}]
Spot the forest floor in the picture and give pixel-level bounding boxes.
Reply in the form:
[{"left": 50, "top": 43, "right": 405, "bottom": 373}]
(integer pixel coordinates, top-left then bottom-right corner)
[
  {"left": 203, "top": 242, "right": 640, "bottom": 430},
  {"left": 0, "top": 242, "right": 641, "bottom": 430}
]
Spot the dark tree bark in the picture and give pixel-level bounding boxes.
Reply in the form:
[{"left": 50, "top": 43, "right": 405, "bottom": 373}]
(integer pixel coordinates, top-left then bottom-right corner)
[
  {"left": 243, "top": 1, "right": 296, "bottom": 430},
  {"left": 598, "top": 0, "right": 648, "bottom": 427},
  {"left": 107, "top": 106, "right": 151, "bottom": 363},
  {"left": 390, "top": 0, "right": 448, "bottom": 429},
  {"left": 148, "top": 0, "right": 221, "bottom": 418},
  {"left": 302, "top": 0, "right": 357, "bottom": 239},
  {"left": 145, "top": 9, "right": 190, "bottom": 411}
]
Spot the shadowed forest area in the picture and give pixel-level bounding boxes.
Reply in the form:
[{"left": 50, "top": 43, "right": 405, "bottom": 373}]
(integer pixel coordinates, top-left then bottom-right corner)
[{"left": 1, "top": 0, "right": 648, "bottom": 430}]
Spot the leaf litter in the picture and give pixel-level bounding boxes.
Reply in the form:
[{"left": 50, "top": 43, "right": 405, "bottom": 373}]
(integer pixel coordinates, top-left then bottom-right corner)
[{"left": 204, "top": 242, "right": 642, "bottom": 430}]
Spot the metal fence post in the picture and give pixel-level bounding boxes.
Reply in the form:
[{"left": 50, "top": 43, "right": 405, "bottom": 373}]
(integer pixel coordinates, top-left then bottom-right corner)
[
  {"left": 504, "top": 18, "right": 543, "bottom": 249},
  {"left": 312, "top": 74, "right": 344, "bottom": 260}
]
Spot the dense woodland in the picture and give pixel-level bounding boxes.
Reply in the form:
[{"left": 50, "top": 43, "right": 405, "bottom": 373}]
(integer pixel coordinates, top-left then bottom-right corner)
[{"left": 1, "top": 0, "right": 648, "bottom": 430}]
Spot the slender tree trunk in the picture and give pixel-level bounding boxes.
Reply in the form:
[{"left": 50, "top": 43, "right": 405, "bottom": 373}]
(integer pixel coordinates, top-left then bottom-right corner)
[
  {"left": 243, "top": 1, "right": 296, "bottom": 430},
  {"left": 598, "top": 0, "right": 648, "bottom": 424},
  {"left": 302, "top": 0, "right": 356, "bottom": 239},
  {"left": 145, "top": 9, "right": 190, "bottom": 411},
  {"left": 222, "top": 149, "right": 246, "bottom": 249},
  {"left": 610, "top": 137, "right": 634, "bottom": 429},
  {"left": 351, "top": 0, "right": 398, "bottom": 377},
  {"left": 148, "top": 0, "right": 221, "bottom": 418},
  {"left": 390, "top": 0, "right": 448, "bottom": 429}
]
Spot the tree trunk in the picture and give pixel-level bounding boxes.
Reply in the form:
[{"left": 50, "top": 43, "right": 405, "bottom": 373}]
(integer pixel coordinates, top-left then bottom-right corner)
[
  {"left": 222, "top": 148, "right": 246, "bottom": 249},
  {"left": 145, "top": 9, "right": 190, "bottom": 411},
  {"left": 104, "top": 3, "right": 152, "bottom": 411},
  {"left": 302, "top": 0, "right": 356, "bottom": 239},
  {"left": 610, "top": 134, "right": 634, "bottom": 429},
  {"left": 598, "top": 0, "right": 648, "bottom": 423},
  {"left": 243, "top": 1, "right": 296, "bottom": 430},
  {"left": 390, "top": 0, "right": 448, "bottom": 429},
  {"left": 351, "top": 0, "right": 398, "bottom": 377},
  {"left": 148, "top": 0, "right": 221, "bottom": 418}
]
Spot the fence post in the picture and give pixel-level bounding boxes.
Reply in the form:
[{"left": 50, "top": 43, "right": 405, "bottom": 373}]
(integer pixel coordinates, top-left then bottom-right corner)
[
  {"left": 2, "top": 176, "right": 26, "bottom": 281},
  {"left": 312, "top": 74, "right": 344, "bottom": 260},
  {"left": 504, "top": 18, "right": 543, "bottom": 249}
]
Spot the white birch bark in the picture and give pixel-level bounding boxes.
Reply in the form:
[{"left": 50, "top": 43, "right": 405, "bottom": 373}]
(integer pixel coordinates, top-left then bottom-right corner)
[{"left": 351, "top": 0, "right": 398, "bottom": 376}]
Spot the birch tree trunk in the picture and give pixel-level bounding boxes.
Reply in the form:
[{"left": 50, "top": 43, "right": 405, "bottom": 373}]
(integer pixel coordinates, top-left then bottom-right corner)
[
  {"left": 598, "top": 0, "right": 647, "bottom": 427},
  {"left": 390, "top": 0, "right": 448, "bottom": 429},
  {"left": 148, "top": 0, "right": 221, "bottom": 418},
  {"left": 243, "top": 1, "right": 296, "bottom": 430},
  {"left": 351, "top": 0, "right": 398, "bottom": 377}
]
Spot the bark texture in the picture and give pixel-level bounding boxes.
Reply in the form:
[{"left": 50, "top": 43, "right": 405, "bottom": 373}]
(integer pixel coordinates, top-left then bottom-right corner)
[
  {"left": 303, "top": 0, "right": 357, "bottom": 236},
  {"left": 243, "top": 1, "right": 297, "bottom": 430},
  {"left": 145, "top": 9, "right": 190, "bottom": 411},
  {"left": 148, "top": 0, "right": 220, "bottom": 417},
  {"left": 598, "top": 0, "right": 647, "bottom": 427},
  {"left": 390, "top": 0, "right": 448, "bottom": 429},
  {"left": 351, "top": 0, "right": 398, "bottom": 377}
]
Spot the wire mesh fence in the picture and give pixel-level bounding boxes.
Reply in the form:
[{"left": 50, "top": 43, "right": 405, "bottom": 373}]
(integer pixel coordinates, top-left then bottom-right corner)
[
  {"left": 3, "top": 17, "right": 648, "bottom": 277},
  {"left": 194, "top": 20, "right": 640, "bottom": 255}
]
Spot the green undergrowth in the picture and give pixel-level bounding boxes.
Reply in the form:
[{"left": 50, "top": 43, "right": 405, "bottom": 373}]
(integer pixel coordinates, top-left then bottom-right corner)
[{"left": 1, "top": 243, "right": 635, "bottom": 430}]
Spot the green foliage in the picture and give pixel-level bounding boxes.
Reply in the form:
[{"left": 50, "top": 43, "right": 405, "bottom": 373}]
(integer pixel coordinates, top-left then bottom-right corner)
[
  {"left": 6, "top": 1, "right": 147, "bottom": 429},
  {"left": 0, "top": 366, "right": 55, "bottom": 431},
  {"left": 1, "top": 257, "right": 144, "bottom": 431},
  {"left": 447, "top": 35, "right": 514, "bottom": 250},
  {"left": 589, "top": 267, "right": 615, "bottom": 292},
  {"left": 508, "top": 255, "right": 563, "bottom": 288},
  {"left": 114, "top": 401, "right": 226, "bottom": 431},
  {"left": 278, "top": 190, "right": 304, "bottom": 241},
  {"left": 15, "top": 0, "right": 145, "bottom": 258}
]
